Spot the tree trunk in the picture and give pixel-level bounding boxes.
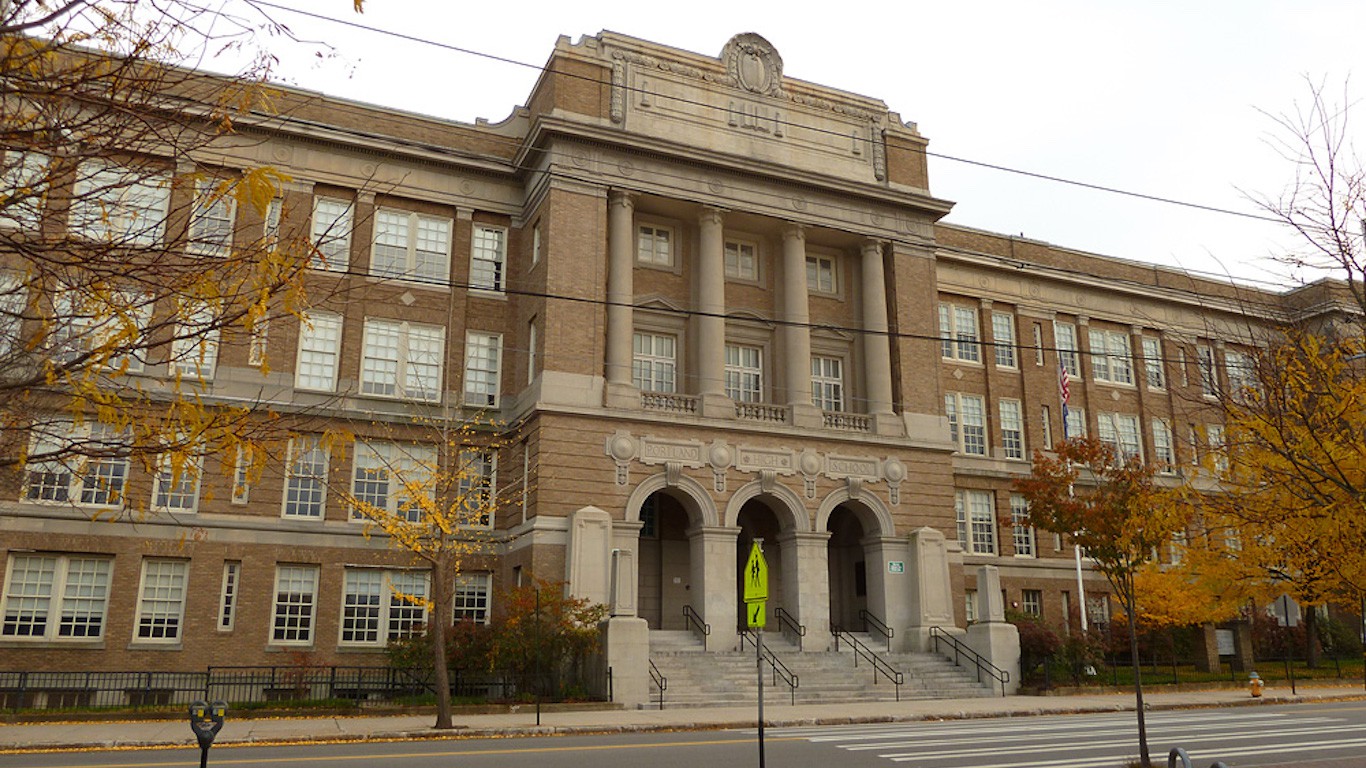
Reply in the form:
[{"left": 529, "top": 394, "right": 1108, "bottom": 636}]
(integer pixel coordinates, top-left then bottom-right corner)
[
  {"left": 1304, "top": 603, "right": 1321, "bottom": 669},
  {"left": 1127, "top": 599, "right": 1152, "bottom": 767},
  {"left": 430, "top": 559, "right": 455, "bottom": 729}
]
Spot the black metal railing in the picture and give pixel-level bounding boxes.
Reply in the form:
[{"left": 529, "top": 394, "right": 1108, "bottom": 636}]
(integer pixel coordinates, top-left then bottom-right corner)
[
  {"left": 928, "top": 626, "right": 1011, "bottom": 696},
  {"left": 774, "top": 607, "right": 806, "bottom": 651},
  {"left": 739, "top": 630, "right": 799, "bottom": 704},
  {"left": 682, "top": 604, "right": 710, "bottom": 642},
  {"left": 648, "top": 659, "right": 667, "bottom": 711},
  {"left": 859, "top": 609, "right": 894, "bottom": 653},
  {"left": 832, "top": 625, "right": 904, "bottom": 700}
]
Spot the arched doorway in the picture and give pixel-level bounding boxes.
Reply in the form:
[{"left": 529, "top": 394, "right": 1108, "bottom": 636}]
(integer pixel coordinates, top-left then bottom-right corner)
[
  {"left": 735, "top": 497, "right": 786, "bottom": 631},
  {"left": 827, "top": 506, "right": 867, "bottom": 630},
  {"left": 637, "top": 491, "right": 693, "bottom": 630}
]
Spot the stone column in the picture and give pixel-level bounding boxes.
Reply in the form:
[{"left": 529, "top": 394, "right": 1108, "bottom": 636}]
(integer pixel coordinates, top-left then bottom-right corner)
[
  {"left": 781, "top": 224, "right": 820, "bottom": 427},
  {"left": 860, "top": 239, "right": 900, "bottom": 436},
  {"left": 688, "top": 525, "right": 741, "bottom": 652},
  {"left": 777, "top": 530, "right": 833, "bottom": 651},
  {"left": 696, "top": 207, "right": 730, "bottom": 417},
  {"left": 905, "top": 526, "right": 958, "bottom": 651},
  {"left": 963, "top": 565, "right": 1021, "bottom": 694},
  {"left": 862, "top": 535, "right": 912, "bottom": 652},
  {"left": 605, "top": 190, "right": 637, "bottom": 407}
]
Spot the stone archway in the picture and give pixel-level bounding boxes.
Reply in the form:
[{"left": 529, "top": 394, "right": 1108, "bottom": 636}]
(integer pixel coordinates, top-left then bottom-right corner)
[
  {"left": 626, "top": 473, "right": 716, "bottom": 631},
  {"left": 819, "top": 489, "right": 899, "bottom": 643}
]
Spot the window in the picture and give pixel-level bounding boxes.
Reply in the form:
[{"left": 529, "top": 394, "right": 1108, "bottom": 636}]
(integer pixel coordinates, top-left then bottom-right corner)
[
  {"left": 372, "top": 209, "right": 451, "bottom": 282},
  {"left": 1, "top": 553, "right": 111, "bottom": 640},
  {"left": 725, "top": 344, "right": 763, "bottom": 402},
  {"left": 806, "top": 254, "right": 837, "bottom": 293},
  {"left": 457, "top": 449, "right": 496, "bottom": 528},
  {"left": 263, "top": 197, "right": 282, "bottom": 244},
  {"left": 531, "top": 221, "right": 541, "bottom": 266},
  {"left": 282, "top": 437, "right": 328, "bottom": 519},
  {"left": 462, "top": 331, "right": 502, "bottom": 407},
  {"left": 527, "top": 318, "right": 538, "bottom": 385},
  {"left": 361, "top": 319, "right": 445, "bottom": 402},
  {"left": 1197, "top": 344, "right": 1217, "bottom": 397},
  {"left": 310, "top": 197, "right": 352, "bottom": 270},
  {"left": 294, "top": 311, "right": 342, "bottom": 392},
  {"left": 1097, "top": 412, "right": 1142, "bottom": 461},
  {"left": 1169, "top": 530, "right": 1187, "bottom": 565},
  {"left": 471, "top": 225, "right": 506, "bottom": 291},
  {"left": 637, "top": 224, "right": 672, "bottom": 266},
  {"left": 1000, "top": 399, "right": 1025, "bottom": 460},
  {"left": 153, "top": 453, "right": 202, "bottom": 513},
  {"left": 811, "top": 355, "right": 845, "bottom": 412},
  {"left": 454, "top": 573, "right": 492, "bottom": 623},
  {"left": 1141, "top": 336, "right": 1165, "bottom": 389},
  {"left": 992, "top": 312, "right": 1016, "bottom": 368},
  {"left": 340, "top": 569, "right": 429, "bottom": 646},
  {"left": 1064, "top": 407, "right": 1087, "bottom": 440},
  {"left": 350, "top": 441, "right": 437, "bottom": 523},
  {"left": 1089, "top": 329, "right": 1133, "bottom": 385},
  {"left": 218, "top": 562, "right": 240, "bottom": 631},
  {"left": 51, "top": 289, "right": 151, "bottom": 373},
  {"left": 248, "top": 316, "right": 268, "bottom": 368},
  {"left": 1054, "top": 322, "right": 1080, "bottom": 377},
  {"left": 1033, "top": 322, "right": 1045, "bottom": 366},
  {"left": 23, "top": 421, "right": 129, "bottom": 507},
  {"left": 945, "top": 393, "right": 987, "bottom": 456},
  {"left": 1207, "top": 424, "right": 1228, "bottom": 473},
  {"left": 1021, "top": 589, "right": 1043, "bottom": 617},
  {"left": 965, "top": 590, "right": 978, "bottom": 623},
  {"left": 1153, "top": 418, "right": 1175, "bottom": 470},
  {"left": 1010, "top": 494, "right": 1035, "bottom": 557},
  {"left": 169, "top": 304, "right": 219, "bottom": 379},
  {"left": 271, "top": 565, "right": 319, "bottom": 644},
  {"left": 632, "top": 332, "right": 676, "bottom": 392},
  {"left": 1041, "top": 405, "right": 1053, "bottom": 448},
  {"left": 134, "top": 559, "right": 188, "bottom": 642},
  {"left": 0, "top": 273, "right": 26, "bottom": 356},
  {"left": 955, "top": 490, "right": 997, "bottom": 555},
  {"left": 0, "top": 150, "right": 50, "bottom": 228},
  {"left": 188, "top": 179, "right": 236, "bottom": 256},
  {"left": 1225, "top": 349, "right": 1256, "bottom": 397},
  {"left": 231, "top": 445, "right": 254, "bottom": 505},
  {"left": 725, "top": 239, "right": 757, "bottom": 280},
  {"left": 69, "top": 160, "right": 170, "bottom": 245},
  {"left": 938, "top": 304, "right": 980, "bottom": 362}
]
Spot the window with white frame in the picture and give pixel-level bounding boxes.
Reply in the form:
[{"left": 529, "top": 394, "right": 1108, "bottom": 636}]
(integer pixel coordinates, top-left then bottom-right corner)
[
  {"left": 1141, "top": 336, "right": 1165, "bottom": 389},
  {"left": 0, "top": 150, "right": 50, "bottom": 228},
  {"left": 964, "top": 590, "right": 978, "bottom": 623},
  {"left": 340, "top": 568, "right": 429, "bottom": 646},
  {"left": 955, "top": 489, "right": 997, "bottom": 555},
  {"left": 938, "top": 303, "right": 980, "bottom": 362},
  {"left": 282, "top": 437, "right": 328, "bottom": 519},
  {"left": 1188, "top": 423, "right": 1200, "bottom": 467},
  {"left": 1032, "top": 322, "right": 1045, "bottom": 366},
  {"left": 263, "top": 197, "right": 282, "bottom": 245},
  {"left": 1097, "top": 412, "right": 1142, "bottom": 461},
  {"left": 169, "top": 303, "right": 219, "bottom": 380},
  {"left": 51, "top": 289, "right": 151, "bottom": 373},
  {"left": 188, "top": 179, "right": 236, "bottom": 256},
  {"left": 811, "top": 355, "right": 845, "bottom": 412},
  {"left": 1153, "top": 418, "right": 1175, "bottom": 470},
  {"left": 294, "top": 311, "right": 342, "bottom": 392},
  {"left": 231, "top": 445, "right": 254, "bottom": 505},
  {"left": 1197, "top": 344, "right": 1218, "bottom": 397},
  {"left": 1169, "top": 530, "right": 1188, "bottom": 565},
  {"left": 632, "top": 332, "right": 676, "bottom": 393},
  {"left": 1064, "top": 407, "right": 1087, "bottom": 440},
  {"left": 1021, "top": 589, "right": 1043, "bottom": 617},
  {"left": 724, "top": 344, "right": 763, "bottom": 402},
  {"left": 218, "top": 561, "right": 240, "bottom": 631},
  {"left": 1000, "top": 399, "right": 1025, "bottom": 460},
  {"left": 271, "top": 565, "right": 319, "bottom": 645},
  {"left": 1041, "top": 405, "right": 1053, "bottom": 448},
  {"left": 454, "top": 572, "right": 492, "bottom": 623},
  {"left": 1225, "top": 349, "right": 1256, "bottom": 398},
  {"left": 806, "top": 254, "right": 837, "bottom": 293},
  {"left": 153, "top": 452, "right": 202, "bottom": 513},
  {"left": 527, "top": 318, "right": 538, "bottom": 385},
  {"left": 1010, "top": 494, "right": 1035, "bottom": 557},
  {"left": 992, "top": 312, "right": 1017, "bottom": 368},
  {"left": 371, "top": 209, "right": 452, "bottom": 282},
  {"left": 361, "top": 319, "right": 445, "bottom": 402},
  {"left": 1054, "top": 322, "right": 1080, "bottom": 377},
  {"left": 725, "top": 239, "right": 757, "bottom": 280},
  {"left": 945, "top": 393, "right": 987, "bottom": 456},
  {"left": 1089, "top": 329, "right": 1133, "bottom": 385},
  {"left": 69, "top": 160, "right": 170, "bottom": 245},
  {"left": 471, "top": 225, "right": 506, "bottom": 291},
  {"left": 310, "top": 196, "right": 352, "bottom": 270},
  {"left": 0, "top": 273, "right": 26, "bottom": 356},
  {"left": 134, "top": 559, "right": 188, "bottom": 642},
  {"left": 457, "top": 449, "right": 496, "bottom": 528},
  {"left": 462, "top": 331, "right": 502, "bottom": 407},
  {"left": 637, "top": 224, "right": 672, "bottom": 266},
  {"left": 1, "top": 553, "right": 111, "bottom": 640},
  {"left": 350, "top": 441, "right": 437, "bottom": 524},
  {"left": 531, "top": 221, "right": 541, "bottom": 266},
  {"left": 1207, "top": 424, "right": 1228, "bottom": 473},
  {"left": 248, "top": 316, "right": 268, "bottom": 368},
  {"left": 24, "top": 420, "right": 130, "bottom": 507}
]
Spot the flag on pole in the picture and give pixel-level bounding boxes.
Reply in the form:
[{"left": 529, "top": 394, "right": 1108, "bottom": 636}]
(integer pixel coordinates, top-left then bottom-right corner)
[{"left": 1059, "top": 359, "right": 1071, "bottom": 440}]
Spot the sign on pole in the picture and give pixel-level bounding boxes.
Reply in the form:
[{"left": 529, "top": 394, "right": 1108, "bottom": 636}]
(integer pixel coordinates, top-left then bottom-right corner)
[
  {"left": 743, "top": 541, "right": 769, "bottom": 603},
  {"left": 747, "top": 599, "right": 767, "bottom": 629}
]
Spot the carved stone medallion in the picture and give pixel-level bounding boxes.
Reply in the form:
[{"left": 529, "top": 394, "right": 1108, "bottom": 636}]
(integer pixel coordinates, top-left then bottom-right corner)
[{"left": 721, "top": 33, "right": 784, "bottom": 97}]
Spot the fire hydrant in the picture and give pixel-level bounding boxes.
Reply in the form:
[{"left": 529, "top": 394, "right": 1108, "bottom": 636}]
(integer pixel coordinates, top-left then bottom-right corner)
[{"left": 1249, "top": 671, "right": 1264, "bottom": 697}]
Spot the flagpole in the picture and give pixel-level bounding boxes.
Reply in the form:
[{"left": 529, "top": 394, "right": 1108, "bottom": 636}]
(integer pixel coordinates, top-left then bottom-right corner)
[{"left": 1060, "top": 356, "right": 1089, "bottom": 633}]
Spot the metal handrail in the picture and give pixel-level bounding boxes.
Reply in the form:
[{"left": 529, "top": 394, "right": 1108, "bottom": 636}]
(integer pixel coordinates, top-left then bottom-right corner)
[
  {"left": 1168, "top": 747, "right": 1229, "bottom": 768},
  {"left": 774, "top": 607, "right": 806, "bottom": 651},
  {"left": 928, "top": 626, "right": 1011, "bottom": 696},
  {"left": 648, "top": 659, "right": 667, "bottom": 711},
  {"left": 859, "top": 609, "right": 894, "bottom": 652},
  {"left": 739, "top": 630, "right": 799, "bottom": 705},
  {"left": 682, "top": 605, "right": 710, "bottom": 640},
  {"left": 831, "top": 625, "right": 904, "bottom": 701}
]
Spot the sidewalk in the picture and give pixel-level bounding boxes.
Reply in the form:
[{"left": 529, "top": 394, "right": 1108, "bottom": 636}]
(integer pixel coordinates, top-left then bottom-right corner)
[{"left": 2, "top": 685, "right": 1363, "bottom": 752}]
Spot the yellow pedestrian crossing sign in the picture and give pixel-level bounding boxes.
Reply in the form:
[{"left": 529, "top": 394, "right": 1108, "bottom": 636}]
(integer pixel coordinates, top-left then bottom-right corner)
[
  {"left": 743, "top": 541, "right": 768, "bottom": 603},
  {"left": 747, "top": 600, "right": 766, "bottom": 629}
]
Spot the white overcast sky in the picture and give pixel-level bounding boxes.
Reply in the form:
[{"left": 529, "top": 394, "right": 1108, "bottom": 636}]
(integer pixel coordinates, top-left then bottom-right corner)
[{"left": 245, "top": 0, "right": 1363, "bottom": 290}]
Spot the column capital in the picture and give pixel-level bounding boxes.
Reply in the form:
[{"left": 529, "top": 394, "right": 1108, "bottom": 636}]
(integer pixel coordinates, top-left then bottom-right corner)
[
  {"left": 699, "top": 206, "right": 727, "bottom": 226},
  {"left": 608, "top": 189, "right": 636, "bottom": 210},
  {"left": 860, "top": 238, "right": 886, "bottom": 256},
  {"left": 782, "top": 222, "right": 806, "bottom": 243}
]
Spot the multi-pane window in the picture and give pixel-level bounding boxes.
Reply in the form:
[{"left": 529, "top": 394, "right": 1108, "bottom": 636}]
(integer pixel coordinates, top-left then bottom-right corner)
[
  {"left": 1, "top": 554, "right": 111, "bottom": 640},
  {"left": 1089, "top": 329, "right": 1133, "bottom": 385},
  {"left": 294, "top": 311, "right": 342, "bottom": 392},
  {"left": 1097, "top": 412, "right": 1142, "bottom": 461},
  {"left": 310, "top": 197, "right": 353, "bottom": 270},
  {"left": 340, "top": 569, "right": 429, "bottom": 646},
  {"left": 248, "top": 316, "right": 268, "bottom": 368},
  {"left": 806, "top": 254, "right": 837, "bottom": 293},
  {"left": 361, "top": 319, "right": 445, "bottom": 402},
  {"left": 992, "top": 312, "right": 1017, "bottom": 368},
  {"left": 1207, "top": 424, "right": 1228, "bottom": 473},
  {"left": 1032, "top": 322, "right": 1045, "bottom": 366},
  {"left": 725, "top": 240, "right": 757, "bottom": 280},
  {"left": 231, "top": 445, "right": 254, "bottom": 505},
  {"left": 811, "top": 355, "right": 845, "bottom": 412},
  {"left": 351, "top": 441, "right": 437, "bottom": 524},
  {"left": 462, "top": 332, "right": 502, "bottom": 407},
  {"left": 271, "top": 565, "right": 319, "bottom": 645},
  {"left": 69, "top": 160, "right": 170, "bottom": 245},
  {"left": 1054, "top": 322, "right": 1080, "bottom": 377},
  {"left": 188, "top": 179, "right": 236, "bottom": 256},
  {"left": 454, "top": 572, "right": 492, "bottom": 623},
  {"left": 1225, "top": 349, "right": 1256, "bottom": 398},
  {"left": 0, "top": 273, "right": 26, "bottom": 356},
  {"left": 263, "top": 198, "right": 282, "bottom": 244},
  {"left": 471, "top": 225, "right": 506, "bottom": 291},
  {"left": 1197, "top": 344, "right": 1217, "bottom": 397},
  {"left": 955, "top": 489, "right": 997, "bottom": 555},
  {"left": 632, "top": 332, "right": 676, "bottom": 392},
  {"left": 372, "top": 209, "right": 452, "bottom": 282},
  {"left": 1141, "top": 336, "right": 1165, "bottom": 389},
  {"left": 637, "top": 224, "right": 672, "bottom": 266},
  {"left": 1021, "top": 589, "right": 1043, "bottom": 617},
  {"left": 938, "top": 304, "right": 980, "bottom": 362},
  {"left": 1000, "top": 399, "right": 1025, "bottom": 460},
  {"left": 282, "top": 437, "right": 328, "bottom": 519},
  {"left": 134, "top": 559, "right": 188, "bottom": 642},
  {"left": 724, "top": 344, "right": 763, "bottom": 402},
  {"left": 24, "top": 421, "right": 129, "bottom": 507},
  {"left": 1010, "top": 494, "right": 1035, "bottom": 558},
  {"left": 1153, "top": 418, "right": 1175, "bottom": 470},
  {"left": 153, "top": 453, "right": 202, "bottom": 513},
  {"left": 0, "top": 150, "right": 50, "bottom": 228},
  {"left": 1041, "top": 405, "right": 1053, "bottom": 448},
  {"left": 218, "top": 561, "right": 240, "bottom": 631},
  {"left": 51, "top": 289, "right": 151, "bottom": 373},
  {"left": 945, "top": 393, "right": 987, "bottom": 456},
  {"left": 169, "top": 304, "right": 219, "bottom": 379},
  {"left": 1064, "top": 407, "right": 1087, "bottom": 440},
  {"left": 457, "top": 449, "right": 496, "bottom": 528},
  {"left": 964, "top": 590, "right": 978, "bottom": 623}
]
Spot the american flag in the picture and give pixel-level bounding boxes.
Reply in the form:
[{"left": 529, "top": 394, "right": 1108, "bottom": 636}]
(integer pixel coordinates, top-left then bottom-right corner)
[{"left": 1059, "top": 359, "right": 1071, "bottom": 440}]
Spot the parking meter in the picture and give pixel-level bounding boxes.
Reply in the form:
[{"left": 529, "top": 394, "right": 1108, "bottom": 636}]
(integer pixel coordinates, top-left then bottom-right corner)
[{"left": 189, "top": 700, "right": 227, "bottom": 768}]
